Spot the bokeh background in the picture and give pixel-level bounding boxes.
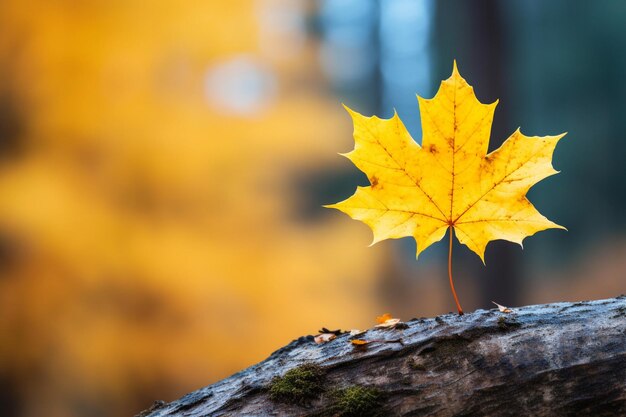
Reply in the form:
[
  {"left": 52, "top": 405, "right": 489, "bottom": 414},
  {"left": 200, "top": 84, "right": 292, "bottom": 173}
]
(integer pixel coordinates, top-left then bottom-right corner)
[{"left": 1, "top": 1, "right": 625, "bottom": 416}]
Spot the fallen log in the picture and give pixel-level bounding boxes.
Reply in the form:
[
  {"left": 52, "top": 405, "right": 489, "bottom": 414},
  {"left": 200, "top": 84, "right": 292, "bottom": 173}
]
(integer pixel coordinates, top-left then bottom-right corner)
[{"left": 140, "top": 296, "right": 626, "bottom": 416}]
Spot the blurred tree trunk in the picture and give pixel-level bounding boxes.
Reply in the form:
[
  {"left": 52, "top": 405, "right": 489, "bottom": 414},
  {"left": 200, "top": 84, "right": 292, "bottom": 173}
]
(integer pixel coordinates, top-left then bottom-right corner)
[{"left": 140, "top": 297, "right": 626, "bottom": 417}]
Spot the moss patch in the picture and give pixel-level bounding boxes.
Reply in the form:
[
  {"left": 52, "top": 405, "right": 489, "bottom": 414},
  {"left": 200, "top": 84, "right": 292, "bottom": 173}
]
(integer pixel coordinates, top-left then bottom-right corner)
[
  {"left": 330, "top": 386, "right": 382, "bottom": 417},
  {"left": 268, "top": 363, "right": 325, "bottom": 405},
  {"left": 497, "top": 316, "right": 521, "bottom": 331}
]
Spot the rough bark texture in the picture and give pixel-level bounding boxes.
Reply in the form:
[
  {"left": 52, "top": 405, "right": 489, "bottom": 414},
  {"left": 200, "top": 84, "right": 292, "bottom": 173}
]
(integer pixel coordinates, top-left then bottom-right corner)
[{"left": 142, "top": 297, "right": 626, "bottom": 417}]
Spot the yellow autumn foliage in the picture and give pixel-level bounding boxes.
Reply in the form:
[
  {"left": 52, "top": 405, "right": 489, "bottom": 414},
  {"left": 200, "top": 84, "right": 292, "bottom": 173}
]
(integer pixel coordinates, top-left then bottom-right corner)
[{"left": 0, "top": 1, "right": 384, "bottom": 416}]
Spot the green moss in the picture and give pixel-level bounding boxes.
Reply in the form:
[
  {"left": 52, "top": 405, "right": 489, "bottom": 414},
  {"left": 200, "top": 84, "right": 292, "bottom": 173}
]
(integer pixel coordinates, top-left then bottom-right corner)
[
  {"left": 331, "top": 386, "right": 382, "bottom": 417},
  {"left": 268, "top": 363, "right": 325, "bottom": 405},
  {"left": 497, "top": 316, "right": 521, "bottom": 331}
]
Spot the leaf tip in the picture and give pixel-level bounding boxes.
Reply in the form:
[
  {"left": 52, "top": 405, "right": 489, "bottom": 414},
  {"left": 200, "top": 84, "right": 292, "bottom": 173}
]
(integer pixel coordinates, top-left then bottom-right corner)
[
  {"left": 342, "top": 103, "right": 360, "bottom": 119},
  {"left": 368, "top": 236, "right": 382, "bottom": 247},
  {"left": 478, "top": 251, "right": 487, "bottom": 265},
  {"left": 414, "top": 244, "right": 423, "bottom": 260}
]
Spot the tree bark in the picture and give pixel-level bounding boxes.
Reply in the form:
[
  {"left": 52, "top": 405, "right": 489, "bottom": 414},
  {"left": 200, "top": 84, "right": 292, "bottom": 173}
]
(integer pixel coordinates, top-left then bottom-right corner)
[{"left": 140, "top": 297, "right": 626, "bottom": 417}]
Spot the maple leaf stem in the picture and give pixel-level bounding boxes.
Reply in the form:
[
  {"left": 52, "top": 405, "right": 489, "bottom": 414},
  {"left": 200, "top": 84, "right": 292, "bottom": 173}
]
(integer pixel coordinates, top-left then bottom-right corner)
[{"left": 448, "top": 226, "right": 464, "bottom": 315}]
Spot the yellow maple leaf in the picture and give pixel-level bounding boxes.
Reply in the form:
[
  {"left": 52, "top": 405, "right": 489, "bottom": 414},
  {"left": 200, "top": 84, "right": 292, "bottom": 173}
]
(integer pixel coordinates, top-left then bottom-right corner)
[{"left": 326, "top": 62, "right": 565, "bottom": 314}]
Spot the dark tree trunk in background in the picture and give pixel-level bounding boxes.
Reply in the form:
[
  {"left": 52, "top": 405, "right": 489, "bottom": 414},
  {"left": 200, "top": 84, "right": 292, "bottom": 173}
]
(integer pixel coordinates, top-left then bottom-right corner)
[
  {"left": 434, "top": 0, "right": 521, "bottom": 309},
  {"left": 140, "top": 297, "right": 626, "bottom": 417}
]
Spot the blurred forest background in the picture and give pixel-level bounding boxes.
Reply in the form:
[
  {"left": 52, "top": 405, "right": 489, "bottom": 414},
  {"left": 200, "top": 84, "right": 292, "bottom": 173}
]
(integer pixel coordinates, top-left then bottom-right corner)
[{"left": 0, "top": 1, "right": 625, "bottom": 416}]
